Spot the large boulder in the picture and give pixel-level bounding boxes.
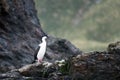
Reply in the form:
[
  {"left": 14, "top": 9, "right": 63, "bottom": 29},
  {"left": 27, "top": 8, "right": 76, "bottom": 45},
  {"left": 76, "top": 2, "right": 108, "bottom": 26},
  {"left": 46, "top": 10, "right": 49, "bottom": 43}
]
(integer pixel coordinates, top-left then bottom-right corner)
[{"left": 44, "top": 36, "right": 81, "bottom": 62}]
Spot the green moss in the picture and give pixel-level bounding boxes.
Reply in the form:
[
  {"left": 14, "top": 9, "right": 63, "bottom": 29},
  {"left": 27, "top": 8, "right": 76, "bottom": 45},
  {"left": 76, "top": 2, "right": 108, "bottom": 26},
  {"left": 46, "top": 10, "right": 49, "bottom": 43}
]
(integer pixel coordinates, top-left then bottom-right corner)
[{"left": 59, "top": 60, "right": 71, "bottom": 75}]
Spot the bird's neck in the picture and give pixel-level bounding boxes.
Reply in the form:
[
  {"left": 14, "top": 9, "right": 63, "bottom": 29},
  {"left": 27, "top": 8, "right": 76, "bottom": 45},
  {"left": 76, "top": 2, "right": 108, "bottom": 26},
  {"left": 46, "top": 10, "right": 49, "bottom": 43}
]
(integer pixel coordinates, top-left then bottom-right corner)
[{"left": 42, "top": 39, "right": 46, "bottom": 43}]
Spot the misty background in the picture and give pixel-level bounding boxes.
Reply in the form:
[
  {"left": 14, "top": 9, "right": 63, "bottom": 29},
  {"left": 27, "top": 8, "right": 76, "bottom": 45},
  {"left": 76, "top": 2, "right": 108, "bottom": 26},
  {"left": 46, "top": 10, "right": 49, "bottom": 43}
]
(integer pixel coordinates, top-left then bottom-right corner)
[{"left": 34, "top": 0, "right": 120, "bottom": 52}]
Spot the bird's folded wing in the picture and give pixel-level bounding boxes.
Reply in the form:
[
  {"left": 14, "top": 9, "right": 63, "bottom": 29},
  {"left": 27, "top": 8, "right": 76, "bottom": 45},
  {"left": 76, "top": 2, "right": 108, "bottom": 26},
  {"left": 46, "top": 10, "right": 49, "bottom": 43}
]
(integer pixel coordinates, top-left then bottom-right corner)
[{"left": 34, "top": 46, "right": 40, "bottom": 60}]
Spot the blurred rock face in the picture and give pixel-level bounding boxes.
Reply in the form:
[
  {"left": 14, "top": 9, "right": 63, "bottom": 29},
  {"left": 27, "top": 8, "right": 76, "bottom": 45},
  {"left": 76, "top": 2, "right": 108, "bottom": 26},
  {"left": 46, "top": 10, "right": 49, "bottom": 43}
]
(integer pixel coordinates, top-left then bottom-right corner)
[
  {"left": 0, "top": 0, "right": 45, "bottom": 72},
  {"left": 45, "top": 37, "right": 81, "bottom": 62}
]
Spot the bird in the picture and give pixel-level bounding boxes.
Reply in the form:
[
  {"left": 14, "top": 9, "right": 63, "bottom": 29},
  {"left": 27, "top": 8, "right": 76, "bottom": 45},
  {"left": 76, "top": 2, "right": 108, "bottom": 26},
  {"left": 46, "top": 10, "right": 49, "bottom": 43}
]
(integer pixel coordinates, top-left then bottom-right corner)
[{"left": 34, "top": 36, "right": 47, "bottom": 63}]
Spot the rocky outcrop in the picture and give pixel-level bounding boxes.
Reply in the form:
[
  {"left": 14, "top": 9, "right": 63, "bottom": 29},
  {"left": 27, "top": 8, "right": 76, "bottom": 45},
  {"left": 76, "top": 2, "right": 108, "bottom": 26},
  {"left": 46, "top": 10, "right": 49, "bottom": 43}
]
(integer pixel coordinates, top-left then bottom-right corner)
[
  {"left": 70, "top": 41, "right": 120, "bottom": 80},
  {"left": 0, "top": 0, "right": 81, "bottom": 73},
  {"left": 0, "top": 41, "right": 120, "bottom": 80}
]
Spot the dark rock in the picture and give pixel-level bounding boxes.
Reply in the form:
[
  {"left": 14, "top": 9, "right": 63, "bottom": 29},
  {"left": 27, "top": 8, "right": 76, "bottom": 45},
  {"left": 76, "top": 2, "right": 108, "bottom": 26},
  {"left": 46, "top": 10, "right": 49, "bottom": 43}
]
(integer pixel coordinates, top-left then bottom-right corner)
[
  {"left": 0, "top": 70, "right": 22, "bottom": 80},
  {"left": 18, "top": 61, "right": 70, "bottom": 78},
  {"left": 70, "top": 41, "right": 120, "bottom": 80},
  {"left": 0, "top": 59, "right": 71, "bottom": 80},
  {"left": 44, "top": 36, "right": 82, "bottom": 62},
  {"left": 1, "top": 42, "right": 120, "bottom": 80},
  {"left": 108, "top": 41, "right": 120, "bottom": 54},
  {"left": 0, "top": 0, "right": 46, "bottom": 73}
]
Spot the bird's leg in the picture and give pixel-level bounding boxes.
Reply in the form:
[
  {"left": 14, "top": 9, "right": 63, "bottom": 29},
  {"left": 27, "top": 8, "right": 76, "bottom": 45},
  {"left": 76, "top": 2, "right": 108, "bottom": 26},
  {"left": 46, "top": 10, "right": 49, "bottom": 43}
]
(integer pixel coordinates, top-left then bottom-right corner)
[{"left": 38, "top": 59, "right": 42, "bottom": 63}]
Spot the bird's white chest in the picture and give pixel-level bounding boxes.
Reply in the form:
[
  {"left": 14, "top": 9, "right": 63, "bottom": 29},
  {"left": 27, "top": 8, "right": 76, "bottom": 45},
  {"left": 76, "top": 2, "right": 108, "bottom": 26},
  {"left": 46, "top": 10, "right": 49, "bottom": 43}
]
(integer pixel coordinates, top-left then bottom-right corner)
[{"left": 37, "top": 42, "right": 47, "bottom": 60}]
